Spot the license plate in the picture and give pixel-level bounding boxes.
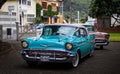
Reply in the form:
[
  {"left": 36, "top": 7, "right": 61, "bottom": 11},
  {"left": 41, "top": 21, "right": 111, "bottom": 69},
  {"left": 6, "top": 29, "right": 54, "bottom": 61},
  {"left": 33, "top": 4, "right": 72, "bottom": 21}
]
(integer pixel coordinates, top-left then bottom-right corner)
[
  {"left": 96, "top": 39, "right": 103, "bottom": 42},
  {"left": 40, "top": 56, "right": 49, "bottom": 62}
]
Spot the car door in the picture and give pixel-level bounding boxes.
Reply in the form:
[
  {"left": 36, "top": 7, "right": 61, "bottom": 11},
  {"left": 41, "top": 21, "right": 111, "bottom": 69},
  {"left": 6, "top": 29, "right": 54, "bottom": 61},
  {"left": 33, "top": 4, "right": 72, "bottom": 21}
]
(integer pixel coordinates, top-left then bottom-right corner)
[{"left": 79, "top": 28, "right": 90, "bottom": 57}]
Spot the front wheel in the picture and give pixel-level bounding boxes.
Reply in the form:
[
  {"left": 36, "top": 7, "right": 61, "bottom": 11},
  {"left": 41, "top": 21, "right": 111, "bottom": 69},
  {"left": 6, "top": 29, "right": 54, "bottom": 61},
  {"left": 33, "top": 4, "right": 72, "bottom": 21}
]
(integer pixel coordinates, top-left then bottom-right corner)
[{"left": 71, "top": 52, "right": 80, "bottom": 68}]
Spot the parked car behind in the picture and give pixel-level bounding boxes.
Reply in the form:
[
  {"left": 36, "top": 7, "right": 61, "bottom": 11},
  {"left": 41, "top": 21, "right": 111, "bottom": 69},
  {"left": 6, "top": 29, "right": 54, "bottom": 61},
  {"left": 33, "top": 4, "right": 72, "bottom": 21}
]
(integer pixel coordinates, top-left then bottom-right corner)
[
  {"left": 83, "top": 24, "right": 110, "bottom": 49},
  {"left": 21, "top": 23, "right": 95, "bottom": 68}
]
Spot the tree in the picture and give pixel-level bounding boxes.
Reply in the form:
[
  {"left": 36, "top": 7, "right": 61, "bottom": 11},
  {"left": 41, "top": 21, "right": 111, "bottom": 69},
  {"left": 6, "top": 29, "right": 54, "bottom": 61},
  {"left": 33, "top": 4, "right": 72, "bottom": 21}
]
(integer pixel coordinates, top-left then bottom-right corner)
[
  {"left": 33, "top": 17, "right": 41, "bottom": 25},
  {"left": 36, "top": 3, "right": 42, "bottom": 18},
  {"left": 89, "top": 0, "right": 120, "bottom": 18},
  {"left": 32, "top": 3, "right": 42, "bottom": 25},
  {"left": 111, "top": 0, "right": 120, "bottom": 27},
  {"left": 44, "top": 5, "right": 59, "bottom": 17},
  {"left": 89, "top": 0, "right": 120, "bottom": 27},
  {"left": 89, "top": 0, "right": 109, "bottom": 17},
  {"left": 112, "top": 0, "right": 120, "bottom": 14}
]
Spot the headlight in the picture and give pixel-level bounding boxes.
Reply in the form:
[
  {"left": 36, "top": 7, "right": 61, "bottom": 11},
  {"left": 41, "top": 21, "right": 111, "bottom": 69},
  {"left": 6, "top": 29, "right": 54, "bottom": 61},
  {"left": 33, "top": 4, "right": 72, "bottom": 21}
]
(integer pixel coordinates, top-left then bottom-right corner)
[
  {"left": 21, "top": 41, "right": 28, "bottom": 48},
  {"left": 65, "top": 43, "right": 73, "bottom": 50}
]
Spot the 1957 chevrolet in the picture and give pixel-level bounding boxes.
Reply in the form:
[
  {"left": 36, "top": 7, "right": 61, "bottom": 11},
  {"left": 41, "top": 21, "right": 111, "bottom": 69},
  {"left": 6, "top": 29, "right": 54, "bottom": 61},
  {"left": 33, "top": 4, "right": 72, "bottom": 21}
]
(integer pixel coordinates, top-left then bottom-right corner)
[
  {"left": 21, "top": 24, "right": 95, "bottom": 68},
  {"left": 83, "top": 24, "right": 110, "bottom": 49}
]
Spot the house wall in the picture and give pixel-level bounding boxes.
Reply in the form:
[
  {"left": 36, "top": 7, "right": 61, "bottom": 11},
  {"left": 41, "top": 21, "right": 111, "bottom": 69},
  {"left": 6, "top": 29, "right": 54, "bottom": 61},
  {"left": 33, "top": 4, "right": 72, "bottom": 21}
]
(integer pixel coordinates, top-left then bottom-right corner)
[
  {"left": 0, "top": 0, "right": 17, "bottom": 12},
  {"left": 37, "top": 0, "right": 63, "bottom": 24},
  {"left": 0, "top": 0, "right": 36, "bottom": 26},
  {"left": 97, "top": 16, "right": 120, "bottom": 32},
  {"left": 26, "top": 0, "right": 36, "bottom": 16},
  {"left": 0, "top": 0, "right": 17, "bottom": 27}
]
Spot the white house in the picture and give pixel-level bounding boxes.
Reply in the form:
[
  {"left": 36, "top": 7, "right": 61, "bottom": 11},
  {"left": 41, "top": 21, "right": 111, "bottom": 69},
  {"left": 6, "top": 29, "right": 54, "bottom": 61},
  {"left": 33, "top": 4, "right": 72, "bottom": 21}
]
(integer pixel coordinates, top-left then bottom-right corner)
[{"left": 0, "top": 0, "right": 36, "bottom": 27}]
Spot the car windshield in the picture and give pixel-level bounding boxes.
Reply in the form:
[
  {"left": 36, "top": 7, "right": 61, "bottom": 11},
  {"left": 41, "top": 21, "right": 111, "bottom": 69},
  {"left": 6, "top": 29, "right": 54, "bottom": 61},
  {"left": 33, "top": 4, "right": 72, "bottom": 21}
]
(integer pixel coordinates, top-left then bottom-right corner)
[
  {"left": 42, "top": 25, "right": 76, "bottom": 36},
  {"left": 83, "top": 25, "right": 95, "bottom": 31}
]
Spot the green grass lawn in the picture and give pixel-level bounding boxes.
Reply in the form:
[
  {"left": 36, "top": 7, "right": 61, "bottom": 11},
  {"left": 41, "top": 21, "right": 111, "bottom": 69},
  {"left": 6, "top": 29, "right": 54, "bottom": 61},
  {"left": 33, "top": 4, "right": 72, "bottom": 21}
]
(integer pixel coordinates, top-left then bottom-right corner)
[{"left": 109, "top": 33, "right": 120, "bottom": 42}]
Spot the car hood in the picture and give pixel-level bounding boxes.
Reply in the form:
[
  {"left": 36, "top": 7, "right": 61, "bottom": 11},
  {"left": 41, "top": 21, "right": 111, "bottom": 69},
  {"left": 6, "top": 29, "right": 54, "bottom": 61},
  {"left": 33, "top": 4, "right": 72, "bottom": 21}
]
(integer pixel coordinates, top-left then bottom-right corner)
[{"left": 23, "top": 36, "right": 74, "bottom": 51}]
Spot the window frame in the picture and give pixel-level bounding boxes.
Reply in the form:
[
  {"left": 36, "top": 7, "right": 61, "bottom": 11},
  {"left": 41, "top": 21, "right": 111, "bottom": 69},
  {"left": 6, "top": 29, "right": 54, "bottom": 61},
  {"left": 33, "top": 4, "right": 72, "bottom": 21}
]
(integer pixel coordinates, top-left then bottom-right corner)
[
  {"left": 42, "top": 2, "right": 47, "bottom": 9},
  {"left": 27, "top": 0, "right": 31, "bottom": 6},
  {"left": 79, "top": 28, "right": 88, "bottom": 37},
  {"left": 19, "top": 0, "right": 31, "bottom": 6}
]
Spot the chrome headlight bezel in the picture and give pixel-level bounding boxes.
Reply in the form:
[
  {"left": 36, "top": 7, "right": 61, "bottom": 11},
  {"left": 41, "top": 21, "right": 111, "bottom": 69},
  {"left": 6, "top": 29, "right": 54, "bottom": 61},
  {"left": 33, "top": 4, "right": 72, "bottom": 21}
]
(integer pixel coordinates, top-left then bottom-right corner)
[
  {"left": 65, "top": 43, "right": 73, "bottom": 50},
  {"left": 21, "top": 41, "right": 28, "bottom": 48}
]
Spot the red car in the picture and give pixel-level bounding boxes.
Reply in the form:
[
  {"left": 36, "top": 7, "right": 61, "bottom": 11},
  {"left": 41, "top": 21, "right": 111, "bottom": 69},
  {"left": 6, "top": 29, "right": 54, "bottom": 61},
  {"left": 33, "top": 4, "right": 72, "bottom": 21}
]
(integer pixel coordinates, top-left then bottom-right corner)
[{"left": 83, "top": 24, "right": 110, "bottom": 49}]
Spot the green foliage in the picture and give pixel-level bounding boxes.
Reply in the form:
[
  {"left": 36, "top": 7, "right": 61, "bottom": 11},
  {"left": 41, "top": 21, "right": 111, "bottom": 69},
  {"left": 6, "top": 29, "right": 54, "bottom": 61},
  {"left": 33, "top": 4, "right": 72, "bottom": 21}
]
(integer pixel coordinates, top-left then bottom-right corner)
[
  {"left": 80, "top": 13, "right": 88, "bottom": 23},
  {"left": 34, "top": 3, "right": 59, "bottom": 24},
  {"left": 112, "top": 0, "right": 120, "bottom": 14},
  {"left": 47, "top": 5, "right": 52, "bottom": 17},
  {"left": 44, "top": 5, "right": 59, "bottom": 17},
  {"left": 109, "top": 33, "right": 120, "bottom": 41},
  {"left": 43, "top": 10, "right": 48, "bottom": 16},
  {"left": 36, "top": 3, "right": 42, "bottom": 17},
  {"left": 32, "top": 3, "right": 42, "bottom": 25},
  {"left": 74, "top": 0, "right": 90, "bottom": 5},
  {"left": 63, "top": 0, "right": 91, "bottom": 23},
  {"left": 47, "top": 5, "right": 52, "bottom": 11},
  {"left": 34, "top": 3, "right": 42, "bottom": 24},
  {"left": 33, "top": 17, "right": 41, "bottom": 25},
  {"left": 89, "top": 0, "right": 120, "bottom": 18},
  {"left": 63, "top": 0, "right": 91, "bottom": 13}
]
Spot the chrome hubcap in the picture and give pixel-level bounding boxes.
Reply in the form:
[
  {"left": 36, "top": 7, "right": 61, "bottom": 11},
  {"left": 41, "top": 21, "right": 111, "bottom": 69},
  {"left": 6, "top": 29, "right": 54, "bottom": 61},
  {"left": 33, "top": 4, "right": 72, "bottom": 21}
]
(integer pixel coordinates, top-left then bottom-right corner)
[{"left": 72, "top": 53, "right": 79, "bottom": 67}]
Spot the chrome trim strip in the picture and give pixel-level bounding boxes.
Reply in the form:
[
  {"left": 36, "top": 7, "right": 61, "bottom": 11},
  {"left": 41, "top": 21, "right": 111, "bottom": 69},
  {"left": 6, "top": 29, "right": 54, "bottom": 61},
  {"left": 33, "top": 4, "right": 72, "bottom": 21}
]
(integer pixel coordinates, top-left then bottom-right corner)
[
  {"left": 95, "top": 41, "right": 109, "bottom": 46},
  {"left": 21, "top": 49, "right": 75, "bottom": 62}
]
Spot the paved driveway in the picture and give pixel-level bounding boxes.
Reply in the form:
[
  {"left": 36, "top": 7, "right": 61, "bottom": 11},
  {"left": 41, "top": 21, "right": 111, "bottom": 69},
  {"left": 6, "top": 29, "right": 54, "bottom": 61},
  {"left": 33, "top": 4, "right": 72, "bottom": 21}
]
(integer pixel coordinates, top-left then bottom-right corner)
[{"left": 0, "top": 42, "right": 120, "bottom": 74}]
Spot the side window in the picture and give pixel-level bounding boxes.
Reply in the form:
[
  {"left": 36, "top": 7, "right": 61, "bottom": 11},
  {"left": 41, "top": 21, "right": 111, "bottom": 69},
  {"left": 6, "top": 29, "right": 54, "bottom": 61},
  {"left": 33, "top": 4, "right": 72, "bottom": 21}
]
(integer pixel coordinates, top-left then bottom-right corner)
[
  {"left": 80, "top": 28, "right": 87, "bottom": 37},
  {"left": 74, "top": 30, "right": 80, "bottom": 37},
  {"left": 43, "top": 27, "right": 52, "bottom": 36}
]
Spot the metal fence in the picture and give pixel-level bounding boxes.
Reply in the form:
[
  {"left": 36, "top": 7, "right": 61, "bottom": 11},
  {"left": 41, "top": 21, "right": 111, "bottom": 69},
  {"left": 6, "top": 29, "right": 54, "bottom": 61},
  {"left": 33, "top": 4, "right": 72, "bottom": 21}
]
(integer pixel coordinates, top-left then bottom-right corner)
[
  {"left": 0, "top": 24, "right": 42, "bottom": 41},
  {"left": 16, "top": 24, "right": 42, "bottom": 40}
]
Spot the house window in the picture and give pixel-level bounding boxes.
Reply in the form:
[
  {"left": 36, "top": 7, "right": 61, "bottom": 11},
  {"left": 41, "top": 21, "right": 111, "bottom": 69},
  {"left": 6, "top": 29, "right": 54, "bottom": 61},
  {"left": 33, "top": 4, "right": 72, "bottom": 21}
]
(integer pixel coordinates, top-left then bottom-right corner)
[
  {"left": 27, "top": 0, "right": 31, "bottom": 6},
  {"left": 27, "top": 14, "right": 34, "bottom": 22},
  {"left": 22, "top": 0, "right": 27, "bottom": 5},
  {"left": 52, "top": 3, "right": 57, "bottom": 11},
  {"left": 19, "top": 0, "right": 31, "bottom": 6},
  {"left": 42, "top": 2, "right": 47, "bottom": 9},
  {"left": 19, "top": 0, "right": 21, "bottom": 4}
]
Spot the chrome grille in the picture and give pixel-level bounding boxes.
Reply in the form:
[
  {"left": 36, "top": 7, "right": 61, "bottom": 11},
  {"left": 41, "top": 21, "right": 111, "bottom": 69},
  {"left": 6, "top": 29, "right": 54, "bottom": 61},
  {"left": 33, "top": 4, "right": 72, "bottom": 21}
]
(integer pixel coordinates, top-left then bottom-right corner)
[
  {"left": 25, "top": 50, "right": 68, "bottom": 58},
  {"left": 95, "top": 39, "right": 106, "bottom": 43}
]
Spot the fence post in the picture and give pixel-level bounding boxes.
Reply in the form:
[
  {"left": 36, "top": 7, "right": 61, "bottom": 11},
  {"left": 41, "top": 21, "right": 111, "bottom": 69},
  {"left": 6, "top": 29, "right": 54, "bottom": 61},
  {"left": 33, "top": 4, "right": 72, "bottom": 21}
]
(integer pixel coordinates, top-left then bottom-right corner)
[
  {"left": 16, "top": 22, "right": 19, "bottom": 41},
  {"left": 0, "top": 25, "right": 2, "bottom": 41}
]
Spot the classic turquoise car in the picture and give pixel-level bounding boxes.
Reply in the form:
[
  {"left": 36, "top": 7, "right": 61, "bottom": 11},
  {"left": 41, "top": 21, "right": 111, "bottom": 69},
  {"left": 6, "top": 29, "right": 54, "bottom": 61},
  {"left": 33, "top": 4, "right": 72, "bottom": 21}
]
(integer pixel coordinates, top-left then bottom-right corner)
[{"left": 21, "top": 24, "right": 95, "bottom": 68}]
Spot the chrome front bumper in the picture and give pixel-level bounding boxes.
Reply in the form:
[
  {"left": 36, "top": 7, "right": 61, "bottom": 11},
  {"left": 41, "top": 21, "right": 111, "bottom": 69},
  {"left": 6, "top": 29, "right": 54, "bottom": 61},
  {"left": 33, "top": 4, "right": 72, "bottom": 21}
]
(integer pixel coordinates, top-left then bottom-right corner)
[
  {"left": 95, "top": 39, "right": 109, "bottom": 46},
  {"left": 95, "top": 41, "right": 109, "bottom": 46},
  {"left": 21, "top": 49, "right": 75, "bottom": 63}
]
